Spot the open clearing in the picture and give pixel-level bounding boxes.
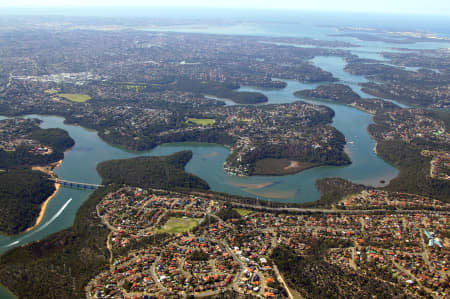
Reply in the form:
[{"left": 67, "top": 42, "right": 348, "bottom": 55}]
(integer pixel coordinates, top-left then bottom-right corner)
[
  {"left": 159, "top": 217, "right": 200, "bottom": 234},
  {"left": 58, "top": 93, "right": 92, "bottom": 102},
  {"left": 234, "top": 208, "right": 253, "bottom": 216},
  {"left": 186, "top": 118, "right": 215, "bottom": 126},
  {"left": 253, "top": 158, "right": 318, "bottom": 176}
]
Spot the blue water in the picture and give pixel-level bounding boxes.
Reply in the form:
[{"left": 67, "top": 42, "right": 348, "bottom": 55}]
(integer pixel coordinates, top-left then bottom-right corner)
[
  {"left": 0, "top": 10, "right": 448, "bottom": 297},
  {"left": 0, "top": 55, "right": 401, "bottom": 256}
]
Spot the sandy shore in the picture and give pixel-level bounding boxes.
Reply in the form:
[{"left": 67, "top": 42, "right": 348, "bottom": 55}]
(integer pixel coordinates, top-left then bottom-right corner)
[
  {"left": 24, "top": 183, "right": 60, "bottom": 233},
  {"left": 23, "top": 160, "right": 63, "bottom": 233},
  {"left": 31, "top": 159, "right": 63, "bottom": 178},
  {"left": 231, "top": 182, "right": 274, "bottom": 189},
  {"left": 367, "top": 129, "right": 378, "bottom": 154}
]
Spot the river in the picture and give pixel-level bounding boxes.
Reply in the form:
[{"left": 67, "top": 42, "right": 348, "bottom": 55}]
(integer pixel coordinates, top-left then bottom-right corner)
[
  {"left": 2, "top": 18, "right": 448, "bottom": 298},
  {"left": 0, "top": 54, "right": 401, "bottom": 258}
]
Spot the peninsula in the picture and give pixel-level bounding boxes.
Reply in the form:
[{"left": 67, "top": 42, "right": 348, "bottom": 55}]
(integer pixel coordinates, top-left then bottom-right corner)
[
  {"left": 0, "top": 153, "right": 448, "bottom": 298},
  {"left": 0, "top": 118, "right": 74, "bottom": 235}
]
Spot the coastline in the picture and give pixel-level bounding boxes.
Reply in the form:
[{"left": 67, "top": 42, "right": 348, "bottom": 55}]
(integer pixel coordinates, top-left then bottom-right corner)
[
  {"left": 367, "top": 129, "right": 378, "bottom": 154},
  {"left": 23, "top": 183, "right": 60, "bottom": 233},
  {"left": 0, "top": 283, "right": 16, "bottom": 299},
  {"left": 24, "top": 160, "right": 63, "bottom": 233}
]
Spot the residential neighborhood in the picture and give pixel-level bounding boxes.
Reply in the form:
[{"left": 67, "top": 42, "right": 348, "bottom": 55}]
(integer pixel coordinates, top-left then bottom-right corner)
[
  {"left": 87, "top": 187, "right": 449, "bottom": 299},
  {"left": 0, "top": 118, "right": 52, "bottom": 155}
]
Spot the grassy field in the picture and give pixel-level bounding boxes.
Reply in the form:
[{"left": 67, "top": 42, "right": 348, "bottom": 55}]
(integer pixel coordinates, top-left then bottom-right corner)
[
  {"left": 159, "top": 217, "right": 200, "bottom": 234},
  {"left": 58, "top": 93, "right": 91, "bottom": 102},
  {"left": 120, "top": 84, "right": 146, "bottom": 92},
  {"left": 238, "top": 118, "right": 253, "bottom": 122},
  {"left": 233, "top": 208, "right": 253, "bottom": 217},
  {"left": 186, "top": 118, "right": 215, "bottom": 126}
]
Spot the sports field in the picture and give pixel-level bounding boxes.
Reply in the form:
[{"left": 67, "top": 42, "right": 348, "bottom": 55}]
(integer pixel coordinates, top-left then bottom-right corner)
[
  {"left": 186, "top": 118, "right": 215, "bottom": 126},
  {"left": 233, "top": 208, "right": 253, "bottom": 217},
  {"left": 159, "top": 217, "right": 200, "bottom": 234},
  {"left": 58, "top": 93, "right": 91, "bottom": 102}
]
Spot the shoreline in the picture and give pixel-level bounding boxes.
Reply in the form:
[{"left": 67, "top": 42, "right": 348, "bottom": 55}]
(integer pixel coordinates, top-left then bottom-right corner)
[
  {"left": 23, "top": 160, "right": 63, "bottom": 233},
  {"left": 31, "top": 159, "right": 63, "bottom": 177},
  {"left": 23, "top": 183, "right": 60, "bottom": 233},
  {"left": 367, "top": 129, "right": 378, "bottom": 154}
]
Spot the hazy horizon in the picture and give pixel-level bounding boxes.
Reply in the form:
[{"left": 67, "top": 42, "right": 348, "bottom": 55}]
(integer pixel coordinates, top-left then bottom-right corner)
[{"left": 0, "top": 1, "right": 449, "bottom": 16}]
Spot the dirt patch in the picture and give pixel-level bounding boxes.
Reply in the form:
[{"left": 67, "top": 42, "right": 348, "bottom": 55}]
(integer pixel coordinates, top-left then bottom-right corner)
[
  {"left": 252, "top": 158, "right": 318, "bottom": 176},
  {"left": 32, "top": 160, "right": 62, "bottom": 177},
  {"left": 284, "top": 160, "right": 300, "bottom": 170}
]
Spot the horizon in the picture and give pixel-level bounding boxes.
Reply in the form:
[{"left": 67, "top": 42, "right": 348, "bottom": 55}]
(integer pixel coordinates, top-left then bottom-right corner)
[{"left": 0, "top": 3, "right": 450, "bottom": 17}]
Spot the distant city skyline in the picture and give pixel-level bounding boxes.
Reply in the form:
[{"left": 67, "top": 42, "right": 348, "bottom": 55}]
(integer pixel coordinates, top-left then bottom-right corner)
[{"left": 1, "top": 0, "right": 450, "bottom": 16}]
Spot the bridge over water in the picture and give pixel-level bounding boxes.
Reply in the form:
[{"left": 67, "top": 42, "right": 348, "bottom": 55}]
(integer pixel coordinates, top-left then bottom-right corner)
[{"left": 49, "top": 178, "right": 104, "bottom": 190}]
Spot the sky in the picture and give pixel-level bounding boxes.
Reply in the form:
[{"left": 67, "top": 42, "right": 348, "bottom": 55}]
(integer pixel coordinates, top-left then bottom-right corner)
[{"left": 1, "top": 0, "right": 450, "bottom": 16}]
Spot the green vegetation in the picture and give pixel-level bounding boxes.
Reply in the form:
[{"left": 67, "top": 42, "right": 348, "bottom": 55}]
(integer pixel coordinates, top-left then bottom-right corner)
[
  {"left": 369, "top": 110, "right": 450, "bottom": 202},
  {"left": 233, "top": 208, "right": 253, "bottom": 217},
  {"left": 0, "top": 127, "right": 74, "bottom": 235},
  {"left": 0, "top": 183, "right": 169, "bottom": 298},
  {"left": 216, "top": 207, "right": 242, "bottom": 221},
  {"left": 189, "top": 249, "right": 210, "bottom": 261},
  {"left": 160, "top": 217, "right": 200, "bottom": 234},
  {"left": 295, "top": 84, "right": 400, "bottom": 114},
  {"left": 186, "top": 118, "right": 216, "bottom": 126},
  {"left": 271, "top": 244, "right": 403, "bottom": 298},
  {"left": 295, "top": 84, "right": 362, "bottom": 103},
  {"left": 58, "top": 93, "right": 91, "bottom": 102},
  {"left": 175, "top": 79, "right": 268, "bottom": 104},
  {"left": 312, "top": 177, "right": 367, "bottom": 208},
  {"left": 0, "top": 128, "right": 74, "bottom": 170},
  {"left": 0, "top": 150, "right": 209, "bottom": 297},
  {"left": 29, "top": 128, "right": 75, "bottom": 152},
  {"left": 98, "top": 123, "right": 234, "bottom": 152},
  {"left": 97, "top": 151, "right": 209, "bottom": 190},
  {"left": 120, "top": 84, "right": 146, "bottom": 92},
  {"left": 376, "top": 140, "right": 450, "bottom": 202},
  {"left": 238, "top": 118, "right": 253, "bottom": 122},
  {"left": 0, "top": 185, "right": 115, "bottom": 298},
  {"left": 0, "top": 169, "right": 55, "bottom": 235},
  {"left": 237, "top": 126, "right": 351, "bottom": 176},
  {"left": 252, "top": 158, "right": 318, "bottom": 176}
]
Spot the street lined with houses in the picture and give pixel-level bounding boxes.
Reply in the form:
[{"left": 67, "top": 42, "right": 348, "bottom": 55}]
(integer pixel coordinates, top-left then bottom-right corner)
[{"left": 86, "top": 187, "right": 449, "bottom": 298}]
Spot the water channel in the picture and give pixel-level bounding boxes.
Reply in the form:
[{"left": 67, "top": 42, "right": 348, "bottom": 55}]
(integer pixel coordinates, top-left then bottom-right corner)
[
  {"left": 0, "top": 55, "right": 403, "bottom": 260},
  {"left": 1, "top": 13, "right": 450, "bottom": 298},
  {"left": 5, "top": 30, "right": 445, "bottom": 298}
]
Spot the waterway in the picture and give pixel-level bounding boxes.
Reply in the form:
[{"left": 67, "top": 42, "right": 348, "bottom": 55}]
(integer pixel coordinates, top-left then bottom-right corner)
[
  {"left": 0, "top": 54, "right": 401, "bottom": 259},
  {"left": 1, "top": 15, "right": 448, "bottom": 297}
]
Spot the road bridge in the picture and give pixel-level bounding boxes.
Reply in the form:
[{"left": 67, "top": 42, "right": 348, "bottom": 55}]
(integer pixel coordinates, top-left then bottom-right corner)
[{"left": 49, "top": 178, "right": 104, "bottom": 190}]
